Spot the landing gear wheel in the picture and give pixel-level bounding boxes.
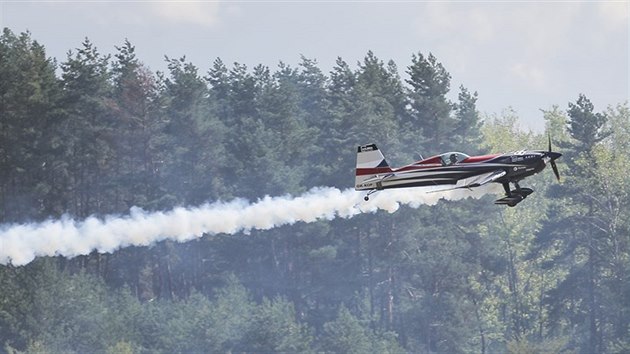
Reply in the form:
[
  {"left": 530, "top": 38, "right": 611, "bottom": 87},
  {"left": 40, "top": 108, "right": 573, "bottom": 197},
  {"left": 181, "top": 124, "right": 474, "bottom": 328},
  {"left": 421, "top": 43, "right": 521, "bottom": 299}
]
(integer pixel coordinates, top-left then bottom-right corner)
[
  {"left": 494, "top": 194, "right": 524, "bottom": 207},
  {"left": 511, "top": 187, "right": 534, "bottom": 199},
  {"left": 364, "top": 189, "right": 377, "bottom": 201}
]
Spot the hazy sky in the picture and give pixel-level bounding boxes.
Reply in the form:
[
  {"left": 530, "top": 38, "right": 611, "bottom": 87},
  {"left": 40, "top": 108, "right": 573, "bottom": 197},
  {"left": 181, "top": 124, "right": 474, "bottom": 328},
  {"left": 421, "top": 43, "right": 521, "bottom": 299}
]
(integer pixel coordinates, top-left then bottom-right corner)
[{"left": 2, "top": 1, "right": 628, "bottom": 132}]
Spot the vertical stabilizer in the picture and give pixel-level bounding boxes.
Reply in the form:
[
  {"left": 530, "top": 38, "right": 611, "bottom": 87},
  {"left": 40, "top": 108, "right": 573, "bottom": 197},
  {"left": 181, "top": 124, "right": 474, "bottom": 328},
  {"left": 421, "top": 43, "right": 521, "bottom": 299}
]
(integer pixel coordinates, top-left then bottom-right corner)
[{"left": 355, "top": 144, "right": 391, "bottom": 190}]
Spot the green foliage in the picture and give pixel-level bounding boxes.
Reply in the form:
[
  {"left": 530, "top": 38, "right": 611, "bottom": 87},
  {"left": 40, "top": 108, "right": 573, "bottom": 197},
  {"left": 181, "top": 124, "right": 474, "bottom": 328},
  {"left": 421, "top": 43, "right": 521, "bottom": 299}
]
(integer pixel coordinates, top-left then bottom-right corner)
[
  {"left": 321, "top": 305, "right": 372, "bottom": 353},
  {"left": 0, "top": 260, "right": 137, "bottom": 352},
  {"left": 454, "top": 85, "right": 483, "bottom": 154},
  {"left": 320, "top": 305, "right": 402, "bottom": 354},
  {"left": 567, "top": 93, "right": 610, "bottom": 150},
  {"left": 105, "top": 341, "right": 136, "bottom": 354},
  {"left": 405, "top": 52, "right": 453, "bottom": 151},
  {"left": 506, "top": 336, "right": 574, "bottom": 354},
  {"left": 244, "top": 297, "right": 313, "bottom": 353},
  {"left": 0, "top": 29, "right": 61, "bottom": 220}
]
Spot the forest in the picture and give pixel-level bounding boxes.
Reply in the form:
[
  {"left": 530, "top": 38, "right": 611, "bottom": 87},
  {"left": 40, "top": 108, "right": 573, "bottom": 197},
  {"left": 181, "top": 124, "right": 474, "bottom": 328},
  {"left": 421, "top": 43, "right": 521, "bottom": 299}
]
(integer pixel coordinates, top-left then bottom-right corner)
[{"left": 1, "top": 28, "right": 629, "bottom": 353}]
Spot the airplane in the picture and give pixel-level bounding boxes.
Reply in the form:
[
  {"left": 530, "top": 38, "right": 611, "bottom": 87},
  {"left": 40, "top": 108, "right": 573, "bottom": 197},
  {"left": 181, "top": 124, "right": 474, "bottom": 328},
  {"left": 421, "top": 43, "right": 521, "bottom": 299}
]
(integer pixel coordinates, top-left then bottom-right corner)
[{"left": 355, "top": 137, "right": 561, "bottom": 207}]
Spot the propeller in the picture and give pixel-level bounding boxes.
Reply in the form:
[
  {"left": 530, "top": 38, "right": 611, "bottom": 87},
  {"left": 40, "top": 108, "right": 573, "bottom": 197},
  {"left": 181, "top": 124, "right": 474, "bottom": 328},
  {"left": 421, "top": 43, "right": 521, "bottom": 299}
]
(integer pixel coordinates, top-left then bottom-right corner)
[{"left": 547, "top": 134, "right": 561, "bottom": 182}]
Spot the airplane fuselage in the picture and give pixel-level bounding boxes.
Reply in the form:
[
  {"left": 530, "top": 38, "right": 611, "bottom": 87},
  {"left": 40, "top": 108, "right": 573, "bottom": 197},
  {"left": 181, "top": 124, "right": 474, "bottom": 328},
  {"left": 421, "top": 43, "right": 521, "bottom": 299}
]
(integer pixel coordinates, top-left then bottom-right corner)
[
  {"left": 355, "top": 144, "right": 562, "bottom": 206},
  {"left": 356, "top": 151, "right": 553, "bottom": 191}
]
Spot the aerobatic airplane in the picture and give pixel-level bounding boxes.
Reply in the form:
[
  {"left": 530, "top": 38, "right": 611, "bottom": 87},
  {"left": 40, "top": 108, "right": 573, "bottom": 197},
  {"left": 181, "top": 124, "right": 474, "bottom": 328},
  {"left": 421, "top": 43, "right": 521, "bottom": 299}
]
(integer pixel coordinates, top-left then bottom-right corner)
[{"left": 355, "top": 137, "right": 561, "bottom": 207}]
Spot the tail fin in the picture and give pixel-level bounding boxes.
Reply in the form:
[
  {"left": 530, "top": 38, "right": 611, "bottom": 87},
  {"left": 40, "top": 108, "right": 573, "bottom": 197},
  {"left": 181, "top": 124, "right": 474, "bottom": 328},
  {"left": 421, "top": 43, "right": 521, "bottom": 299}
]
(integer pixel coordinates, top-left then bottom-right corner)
[{"left": 355, "top": 144, "right": 392, "bottom": 190}]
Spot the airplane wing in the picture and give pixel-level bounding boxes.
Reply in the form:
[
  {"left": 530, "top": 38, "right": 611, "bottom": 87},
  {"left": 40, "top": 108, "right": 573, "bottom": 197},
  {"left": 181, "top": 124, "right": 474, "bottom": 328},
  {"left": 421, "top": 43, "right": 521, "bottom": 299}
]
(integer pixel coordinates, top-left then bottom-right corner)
[
  {"left": 428, "top": 169, "right": 506, "bottom": 193},
  {"left": 465, "top": 169, "right": 506, "bottom": 188}
]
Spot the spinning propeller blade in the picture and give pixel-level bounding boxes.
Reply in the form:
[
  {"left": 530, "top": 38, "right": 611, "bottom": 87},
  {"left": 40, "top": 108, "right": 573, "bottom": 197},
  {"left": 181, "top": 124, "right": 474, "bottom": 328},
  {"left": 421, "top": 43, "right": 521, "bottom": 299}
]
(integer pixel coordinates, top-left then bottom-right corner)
[
  {"left": 548, "top": 134, "right": 561, "bottom": 182},
  {"left": 551, "top": 160, "right": 560, "bottom": 181}
]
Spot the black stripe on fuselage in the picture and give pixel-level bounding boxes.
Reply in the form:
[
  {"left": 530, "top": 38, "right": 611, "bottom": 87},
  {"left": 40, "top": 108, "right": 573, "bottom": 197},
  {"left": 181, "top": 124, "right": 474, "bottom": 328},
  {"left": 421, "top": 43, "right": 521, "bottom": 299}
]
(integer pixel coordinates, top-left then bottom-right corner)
[
  {"left": 380, "top": 180, "right": 458, "bottom": 190},
  {"left": 388, "top": 164, "right": 511, "bottom": 183}
]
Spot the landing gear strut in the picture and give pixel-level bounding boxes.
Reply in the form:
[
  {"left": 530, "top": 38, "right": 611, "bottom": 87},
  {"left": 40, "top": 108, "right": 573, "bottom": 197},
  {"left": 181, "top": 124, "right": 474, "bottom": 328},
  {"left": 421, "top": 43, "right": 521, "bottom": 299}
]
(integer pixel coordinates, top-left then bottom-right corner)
[
  {"left": 495, "top": 182, "right": 534, "bottom": 207},
  {"left": 364, "top": 189, "right": 378, "bottom": 201}
]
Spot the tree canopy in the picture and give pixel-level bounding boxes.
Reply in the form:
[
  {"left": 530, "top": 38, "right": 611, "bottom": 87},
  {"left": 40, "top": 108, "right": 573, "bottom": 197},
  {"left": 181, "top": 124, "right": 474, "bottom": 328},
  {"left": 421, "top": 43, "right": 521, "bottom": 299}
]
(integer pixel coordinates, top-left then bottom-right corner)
[{"left": 1, "top": 28, "right": 628, "bottom": 354}]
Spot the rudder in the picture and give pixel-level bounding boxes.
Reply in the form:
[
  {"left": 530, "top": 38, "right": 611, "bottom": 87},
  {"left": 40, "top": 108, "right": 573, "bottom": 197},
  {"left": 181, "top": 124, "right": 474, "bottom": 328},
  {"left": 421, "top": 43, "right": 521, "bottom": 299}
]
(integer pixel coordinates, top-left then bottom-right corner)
[{"left": 355, "top": 144, "right": 391, "bottom": 190}]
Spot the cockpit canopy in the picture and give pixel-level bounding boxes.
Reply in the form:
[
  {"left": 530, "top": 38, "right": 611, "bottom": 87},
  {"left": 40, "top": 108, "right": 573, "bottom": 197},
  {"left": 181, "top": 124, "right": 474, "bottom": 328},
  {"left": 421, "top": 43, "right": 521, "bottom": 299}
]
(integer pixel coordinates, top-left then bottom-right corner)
[{"left": 440, "top": 152, "right": 469, "bottom": 166}]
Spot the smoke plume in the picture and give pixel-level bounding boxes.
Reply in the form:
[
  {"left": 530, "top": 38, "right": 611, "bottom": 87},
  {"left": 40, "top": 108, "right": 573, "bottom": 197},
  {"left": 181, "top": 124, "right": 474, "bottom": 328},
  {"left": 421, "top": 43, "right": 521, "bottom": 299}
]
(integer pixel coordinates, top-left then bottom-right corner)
[{"left": 0, "top": 185, "right": 501, "bottom": 266}]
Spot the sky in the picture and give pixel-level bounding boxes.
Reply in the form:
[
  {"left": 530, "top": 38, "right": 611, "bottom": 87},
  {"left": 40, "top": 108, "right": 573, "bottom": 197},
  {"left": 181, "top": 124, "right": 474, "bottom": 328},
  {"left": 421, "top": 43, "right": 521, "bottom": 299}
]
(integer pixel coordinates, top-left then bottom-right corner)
[{"left": 2, "top": 1, "right": 628, "bottom": 132}]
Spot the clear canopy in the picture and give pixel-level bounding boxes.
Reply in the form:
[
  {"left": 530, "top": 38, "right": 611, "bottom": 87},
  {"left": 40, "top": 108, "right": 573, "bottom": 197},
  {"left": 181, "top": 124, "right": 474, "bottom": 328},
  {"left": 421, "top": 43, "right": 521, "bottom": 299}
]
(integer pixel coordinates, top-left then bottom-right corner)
[{"left": 440, "top": 152, "right": 469, "bottom": 166}]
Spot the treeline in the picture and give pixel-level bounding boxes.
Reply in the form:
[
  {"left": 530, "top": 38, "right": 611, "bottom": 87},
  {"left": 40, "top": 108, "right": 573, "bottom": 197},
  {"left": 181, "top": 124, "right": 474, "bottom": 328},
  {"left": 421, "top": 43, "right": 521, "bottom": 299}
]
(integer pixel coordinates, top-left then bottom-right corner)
[{"left": 1, "top": 28, "right": 629, "bottom": 353}]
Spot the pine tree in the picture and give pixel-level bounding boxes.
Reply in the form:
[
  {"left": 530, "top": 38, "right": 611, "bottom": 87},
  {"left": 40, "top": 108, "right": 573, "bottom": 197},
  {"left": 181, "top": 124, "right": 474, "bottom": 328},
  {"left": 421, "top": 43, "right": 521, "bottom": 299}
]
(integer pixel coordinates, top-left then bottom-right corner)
[
  {"left": 537, "top": 95, "right": 617, "bottom": 353},
  {"left": 111, "top": 39, "right": 167, "bottom": 211},
  {"left": 453, "top": 85, "right": 482, "bottom": 153},
  {"left": 161, "top": 56, "right": 226, "bottom": 204},
  {"left": 58, "top": 38, "right": 115, "bottom": 218},
  {"left": 0, "top": 29, "right": 61, "bottom": 222},
  {"left": 405, "top": 52, "right": 453, "bottom": 152},
  {"left": 567, "top": 93, "right": 610, "bottom": 152}
]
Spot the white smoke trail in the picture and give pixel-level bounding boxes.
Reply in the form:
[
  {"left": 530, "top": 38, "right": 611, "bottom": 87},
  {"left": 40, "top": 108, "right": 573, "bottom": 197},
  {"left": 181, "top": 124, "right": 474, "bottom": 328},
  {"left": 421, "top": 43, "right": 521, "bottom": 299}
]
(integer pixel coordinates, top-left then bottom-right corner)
[{"left": 0, "top": 184, "right": 502, "bottom": 266}]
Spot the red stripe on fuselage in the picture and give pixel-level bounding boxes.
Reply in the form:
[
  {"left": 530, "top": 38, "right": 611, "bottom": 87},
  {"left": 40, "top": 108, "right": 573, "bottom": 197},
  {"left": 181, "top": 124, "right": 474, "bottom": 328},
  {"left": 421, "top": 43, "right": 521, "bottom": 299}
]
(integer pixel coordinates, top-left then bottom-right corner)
[
  {"left": 356, "top": 163, "right": 441, "bottom": 176},
  {"left": 356, "top": 167, "right": 393, "bottom": 176},
  {"left": 394, "top": 164, "right": 442, "bottom": 172},
  {"left": 461, "top": 154, "right": 502, "bottom": 163}
]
